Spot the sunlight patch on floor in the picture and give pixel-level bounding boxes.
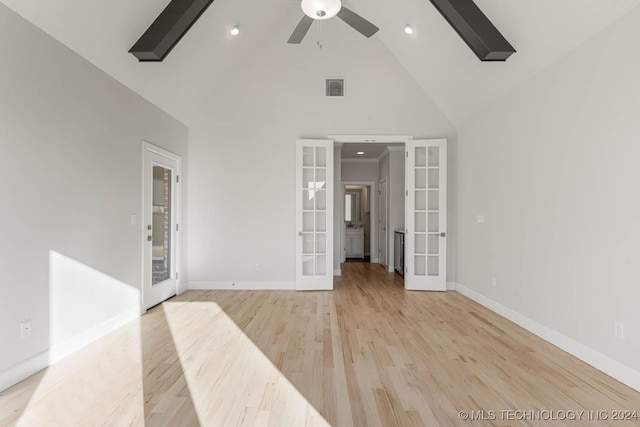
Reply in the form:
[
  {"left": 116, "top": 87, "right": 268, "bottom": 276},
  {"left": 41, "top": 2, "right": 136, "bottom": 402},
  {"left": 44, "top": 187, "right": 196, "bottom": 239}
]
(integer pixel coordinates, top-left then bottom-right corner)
[
  {"left": 162, "top": 301, "right": 331, "bottom": 426},
  {"left": 13, "top": 318, "right": 144, "bottom": 426}
]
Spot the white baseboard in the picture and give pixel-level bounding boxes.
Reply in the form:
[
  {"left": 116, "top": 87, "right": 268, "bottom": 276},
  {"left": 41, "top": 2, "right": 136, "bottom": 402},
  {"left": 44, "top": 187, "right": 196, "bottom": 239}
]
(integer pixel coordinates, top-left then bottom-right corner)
[
  {"left": 333, "top": 269, "right": 341, "bottom": 276},
  {"left": 0, "top": 307, "right": 140, "bottom": 392},
  {"left": 49, "top": 307, "right": 140, "bottom": 364},
  {"left": 189, "top": 281, "right": 296, "bottom": 290},
  {"left": 0, "top": 350, "right": 49, "bottom": 392},
  {"left": 453, "top": 282, "right": 640, "bottom": 392}
]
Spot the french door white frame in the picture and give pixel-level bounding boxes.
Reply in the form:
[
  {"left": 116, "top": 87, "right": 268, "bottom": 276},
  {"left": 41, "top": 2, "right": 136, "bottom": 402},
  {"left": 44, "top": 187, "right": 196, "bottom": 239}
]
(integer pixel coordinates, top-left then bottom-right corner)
[
  {"left": 295, "top": 139, "right": 334, "bottom": 291},
  {"left": 142, "top": 141, "right": 181, "bottom": 311},
  {"left": 317, "top": 135, "right": 449, "bottom": 291},
  {"left": 404, "top": 139, "right": 447, "bottom": 291}
]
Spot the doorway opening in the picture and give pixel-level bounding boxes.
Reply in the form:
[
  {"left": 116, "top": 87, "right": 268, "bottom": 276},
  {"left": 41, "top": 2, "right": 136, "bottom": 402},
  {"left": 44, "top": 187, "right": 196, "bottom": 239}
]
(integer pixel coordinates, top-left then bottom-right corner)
[{"left": 338, "top": 140, "right": 407, "bottom": 285}]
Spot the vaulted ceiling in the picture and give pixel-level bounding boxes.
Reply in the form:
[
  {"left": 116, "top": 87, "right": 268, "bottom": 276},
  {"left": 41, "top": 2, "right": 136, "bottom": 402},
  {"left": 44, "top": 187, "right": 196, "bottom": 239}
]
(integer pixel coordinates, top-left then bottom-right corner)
[{"left": 3, "top": 0, "right": 639, "bottom": 127}]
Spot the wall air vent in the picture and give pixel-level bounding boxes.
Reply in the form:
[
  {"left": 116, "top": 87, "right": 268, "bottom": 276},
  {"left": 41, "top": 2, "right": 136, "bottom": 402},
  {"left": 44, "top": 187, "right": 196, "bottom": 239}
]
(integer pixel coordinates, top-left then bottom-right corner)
[{"left": 326, "top": 78, "right": 345, "bottom": 97}]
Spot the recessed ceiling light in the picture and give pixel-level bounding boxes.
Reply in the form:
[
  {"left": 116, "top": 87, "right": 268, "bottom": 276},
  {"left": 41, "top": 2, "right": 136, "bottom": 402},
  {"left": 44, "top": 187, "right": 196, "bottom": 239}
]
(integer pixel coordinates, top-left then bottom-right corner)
[
  {"left": 356, "top": 151, "right": 365, "bottom": 155},
  {"left": 404, "top": 24, "right": 414, "bottom": 35},
  {"left": 230, "top": 25, "right": 240, "bottom": 36}
]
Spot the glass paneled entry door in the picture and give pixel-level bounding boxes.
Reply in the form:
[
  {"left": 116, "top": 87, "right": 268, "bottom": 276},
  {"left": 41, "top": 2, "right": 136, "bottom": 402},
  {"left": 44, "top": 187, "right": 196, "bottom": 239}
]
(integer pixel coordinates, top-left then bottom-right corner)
[
  {"left": 143, "top": 142, "right": 180, "bottom": 308},
  {"left": 296, "top": 139, "right": 334, "bottom": 290}
]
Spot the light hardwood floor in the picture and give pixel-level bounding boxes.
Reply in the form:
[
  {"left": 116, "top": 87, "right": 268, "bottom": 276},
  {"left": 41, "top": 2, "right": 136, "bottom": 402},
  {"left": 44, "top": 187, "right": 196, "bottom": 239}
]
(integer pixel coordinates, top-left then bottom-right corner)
[{"left": 1, "top": 262, "right": 640, "bottom": 426}]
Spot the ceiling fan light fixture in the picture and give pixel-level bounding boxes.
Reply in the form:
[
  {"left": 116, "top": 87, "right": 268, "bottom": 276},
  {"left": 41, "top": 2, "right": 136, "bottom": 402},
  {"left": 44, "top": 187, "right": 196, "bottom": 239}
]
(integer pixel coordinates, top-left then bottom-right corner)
[{"left": 301, "top": 0, "right": 342, "bottom": 20}]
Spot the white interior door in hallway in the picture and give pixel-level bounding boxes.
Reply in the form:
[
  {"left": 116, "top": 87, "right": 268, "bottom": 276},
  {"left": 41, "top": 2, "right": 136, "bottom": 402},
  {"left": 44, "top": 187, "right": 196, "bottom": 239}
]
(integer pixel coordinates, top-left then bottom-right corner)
[{"left": 404, "top": 139, "right": 447, "bottom": 291}]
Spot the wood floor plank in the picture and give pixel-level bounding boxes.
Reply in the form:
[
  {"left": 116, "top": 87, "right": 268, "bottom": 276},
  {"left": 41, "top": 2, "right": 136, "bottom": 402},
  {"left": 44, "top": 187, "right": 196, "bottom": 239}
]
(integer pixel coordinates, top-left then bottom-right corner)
[{"left": 1, "top": 262, "right": 640, "bottom": 426}]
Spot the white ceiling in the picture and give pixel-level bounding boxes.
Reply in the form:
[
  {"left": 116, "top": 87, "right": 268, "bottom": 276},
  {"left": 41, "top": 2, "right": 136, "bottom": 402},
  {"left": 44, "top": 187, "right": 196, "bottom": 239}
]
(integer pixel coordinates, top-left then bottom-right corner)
[
  {"left": 2, "top": 0, "right": 639, "bottom": 127},
  {"left": 341, "top": 143, "right": 403, "bottom": 159}
]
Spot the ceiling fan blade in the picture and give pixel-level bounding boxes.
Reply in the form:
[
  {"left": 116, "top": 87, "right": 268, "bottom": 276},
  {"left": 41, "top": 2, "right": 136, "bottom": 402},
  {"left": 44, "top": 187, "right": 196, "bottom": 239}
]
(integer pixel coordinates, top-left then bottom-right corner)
[
  {"left": 337, "top": 7, "right": 379, "bottom": 38},
  {"left": 288, "top": 16, "right": 314, "bottom": 44}
]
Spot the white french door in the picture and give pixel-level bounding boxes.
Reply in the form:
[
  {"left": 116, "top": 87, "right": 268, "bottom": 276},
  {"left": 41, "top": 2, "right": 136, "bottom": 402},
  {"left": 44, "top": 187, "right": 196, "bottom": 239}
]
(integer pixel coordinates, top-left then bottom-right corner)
[
  {"left": 405, "top": 139, "right": 447, "bottom": 291},
  {"left": 143, "top": 142, "right": 180, "bottom": 309},
  {"left": 296, "top": 139, "right": 334, "bottom": 290}
]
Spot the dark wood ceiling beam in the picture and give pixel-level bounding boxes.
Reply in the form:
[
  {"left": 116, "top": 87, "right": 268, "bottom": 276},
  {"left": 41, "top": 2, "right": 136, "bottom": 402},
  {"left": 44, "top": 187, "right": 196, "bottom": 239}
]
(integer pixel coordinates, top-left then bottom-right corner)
[
  {"left": 129, "top": 0, "right": 215, "bottom": 62},
  {"left": 429, "top": 0, "right": 515, "bottom": 61}
]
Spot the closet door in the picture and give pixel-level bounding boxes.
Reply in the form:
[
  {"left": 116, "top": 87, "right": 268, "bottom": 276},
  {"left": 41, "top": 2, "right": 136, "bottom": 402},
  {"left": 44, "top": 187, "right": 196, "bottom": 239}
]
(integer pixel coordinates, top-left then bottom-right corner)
[{"left": 405, "top": 139, "right": 447, "bottom": 291}]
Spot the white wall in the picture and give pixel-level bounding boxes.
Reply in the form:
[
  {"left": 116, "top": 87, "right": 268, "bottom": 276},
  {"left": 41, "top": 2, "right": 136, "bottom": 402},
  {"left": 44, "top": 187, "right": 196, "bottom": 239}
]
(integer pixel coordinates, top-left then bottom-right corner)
[
  {"left": 187, "top": 23, "right": 456, "bottom": 287},
  {"left": 456, "top": 7, "right": 640, "bottom": 383},
  {"left": 0, "top": 4, "right": 188, "bottom": 388},
  {"left": 342, "top": 160, "right": 379, "bottom": 183}
]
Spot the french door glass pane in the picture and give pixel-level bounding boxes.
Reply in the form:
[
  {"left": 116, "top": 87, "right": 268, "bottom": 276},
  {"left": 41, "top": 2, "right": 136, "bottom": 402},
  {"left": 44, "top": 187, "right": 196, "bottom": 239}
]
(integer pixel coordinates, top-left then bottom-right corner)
[
  {"left": 415, "top": 147, "right": 427, "bottom": 167},
  {"left": 315, "top": 190, "right": 326, "bottom": 210},
  {"left": 302, "top": 256, "right": 314, "bottom": 275},
  {"left": 303, "top": 168, "right": 314, "bottom": 188},
  {"left": 302, "top": 234, "right": 314, "bottom": 254},
  {"left": 428, "top": 190, "right": 439, "bottom": 210},
  {"left": 316, "top": 169, "right": 327, "bottom": 188},
  {"left": 415, "top": 190, "right": 426, "bottom": 210},
  {"left": 428, "top": 169, "right": 439, "bottom": 188},
  {"left": 415, "top": 256, "right": 426, "bottom": 276},
  {"left": 302, "top": 190, "right": 314, "bottom": 210},
  {"left": 415, "top": 212, "right": 426, "bottom": 232},
  {"left": 415, "top": 169, "right": 426, "bottom": 189},
  {"left": 303, "top": 212, "right": 314, "bottom": 232},
  {"left": 315, "top": 233, "right": 326, "bottom": 253},
  {"left": 303, "top": 147, "right": 314, "bottom": 167},
  {"left": 428, "top": 234, "right": 439, "bottom": 254},
  {"left": 428, "top": 213, "right": 439, "bottom": 232},
  {"left": 415, "top": 234, "right": 426, "bottom": 254},
  {"left": 152, "top": 166, "right": 171, "bottom": 285},
  {"left": 428, "top": 256, "right": 439, "bottom": 276},
  {"left": 315, "top": 147, "right": 327, "bottom": 167},
  {"left": 316, "top": 212, "right": 326, "bottom": 232},
  {"left": 428, "top": 147, "right": 440, "bottom": 166}
]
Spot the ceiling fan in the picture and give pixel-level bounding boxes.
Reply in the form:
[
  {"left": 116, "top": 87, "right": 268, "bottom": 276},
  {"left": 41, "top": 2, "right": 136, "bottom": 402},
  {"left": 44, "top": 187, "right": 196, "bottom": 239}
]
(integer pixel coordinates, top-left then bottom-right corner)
[{"left": 288, "top": 0, "right": 379, "bottom": 44}]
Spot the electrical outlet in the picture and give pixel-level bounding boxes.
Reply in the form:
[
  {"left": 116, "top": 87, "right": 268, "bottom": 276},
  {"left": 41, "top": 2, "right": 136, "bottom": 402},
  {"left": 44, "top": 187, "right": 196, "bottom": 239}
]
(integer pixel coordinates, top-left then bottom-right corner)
[
  {"left": 492, "top": 277, "right": 497, "bottom": 287},
  {"left": 477, "top": 215, "right": 485, "bottom": 224},
  {"left": 614, "top": 322, "right": 624, "bottom": 339},
  {"left": 255, "top": 263, "right": 261, "bottom": 272},
  {"left": 20, "top": 320, "right": 31, "bottom": 339}
]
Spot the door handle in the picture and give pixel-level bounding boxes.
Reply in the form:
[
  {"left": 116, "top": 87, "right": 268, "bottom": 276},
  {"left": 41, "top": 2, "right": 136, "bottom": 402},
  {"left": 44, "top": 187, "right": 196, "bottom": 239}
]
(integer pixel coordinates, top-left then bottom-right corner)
[
  {"left": 440, "top": 232, "right": 446, "bottom": 237},
  {"left": 298, "top": 232, "right": 303, "bottom": 236}
]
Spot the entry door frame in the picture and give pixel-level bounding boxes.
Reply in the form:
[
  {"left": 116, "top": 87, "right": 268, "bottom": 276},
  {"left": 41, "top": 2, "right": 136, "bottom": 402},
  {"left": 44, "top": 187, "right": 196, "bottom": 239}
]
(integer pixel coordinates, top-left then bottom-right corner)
[{"left": 142, "top": 141, "right": 182, "bottom": 312}]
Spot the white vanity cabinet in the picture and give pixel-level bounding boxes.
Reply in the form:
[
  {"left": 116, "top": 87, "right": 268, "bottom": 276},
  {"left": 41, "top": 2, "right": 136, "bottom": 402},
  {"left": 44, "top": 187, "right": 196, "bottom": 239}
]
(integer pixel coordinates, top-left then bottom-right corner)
[{"left": 345, "top": 228, "right": 365, "bottom": 258}]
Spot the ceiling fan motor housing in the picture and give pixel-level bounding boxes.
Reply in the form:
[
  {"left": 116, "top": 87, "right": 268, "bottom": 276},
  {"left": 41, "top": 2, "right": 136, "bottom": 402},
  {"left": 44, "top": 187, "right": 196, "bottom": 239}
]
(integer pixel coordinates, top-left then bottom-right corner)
[{"left": 301, "top": 0, "right": 342, "bottom": 20}]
